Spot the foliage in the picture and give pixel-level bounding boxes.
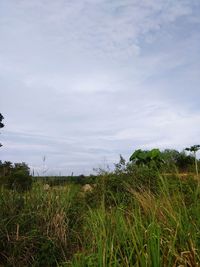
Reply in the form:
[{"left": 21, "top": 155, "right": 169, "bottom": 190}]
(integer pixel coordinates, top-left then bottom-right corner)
[
  {"left": 129, "top": 148, "right": 198, "bottom": 173},
  {"left": 176, "top": 151, "right": 195, "bottom": 172},
  {"left": 0, "top": 113, "right": 4, "bottom": 147},
  {"left": 0, "top": 183, "right": 85, "bottom": 266},
  {"left": 161, "top": 149, "right": 195, "bottom": 172},
  {"left": 85, "top": 163, "right": 159, "bottom": 208},
  {"left": 130, "top": 148, "right": 164, "bottom": 168},
  {"left": 0, "top": 172, "right": 200, "bottom": 266},
  {"left": 185, "top": 145, "right": 200, "bottom": 153},
  {"left": 33, "top": 174, "right": 97, "bottom": 187},
  {"left": 161, "top": 149, "right": 180, "bottom": 171},
  {"left": 185, "top": 145, "right": 200, "bottom": 176},
  {"left": 1, "top": 147, "right": 200, "bottom": 266},
  {"left": 0, "top": 162, "right": 32, "bottom": 192}
]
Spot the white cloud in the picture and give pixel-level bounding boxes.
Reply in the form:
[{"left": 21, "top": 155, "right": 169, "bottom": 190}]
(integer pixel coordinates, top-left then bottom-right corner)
[{"left": 0, "top": 0, "right": 200, "bottom": 174}]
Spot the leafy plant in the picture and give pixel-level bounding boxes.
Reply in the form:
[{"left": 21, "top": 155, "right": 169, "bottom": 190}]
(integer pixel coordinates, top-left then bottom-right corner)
[
  {"left": 185, "top": 145, "right": 200, "bottom": 176},
  {"left": 130, "top": 148, "right": 164, "bottom": 168}
]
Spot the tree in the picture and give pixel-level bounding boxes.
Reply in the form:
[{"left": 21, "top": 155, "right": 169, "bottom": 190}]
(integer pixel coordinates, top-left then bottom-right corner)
[
  {"left": 0, "top": 113, "right": 4, "bottom": 147},
  {"left": 162, "top": 149, "right": 180, "bottom": 163},
  {"left": 176, "top": 151, "right": 194, "bottom": 172},
  {"left": 11, "top": 165, "right": 32, "bottom": 192},
  {"left": 0, "top": 161, "right": 13, "bottom": 177},
  {"left": 130, "top": 148, "right": 164, "bottom": 168},
  {"left": 185, "top": 145, "right": 200, "bottom": 176},
  {"left": 161, "top": 149, "right": 194, "bottom": 172},
  {"left": 0, "top": 161, "right": 32, "bottom": 192}
]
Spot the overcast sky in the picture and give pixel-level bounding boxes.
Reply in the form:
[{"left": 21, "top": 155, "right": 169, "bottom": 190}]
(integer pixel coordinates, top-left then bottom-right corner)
[{"left": 0, "top": 0, "right": 200, "bottom": 175}]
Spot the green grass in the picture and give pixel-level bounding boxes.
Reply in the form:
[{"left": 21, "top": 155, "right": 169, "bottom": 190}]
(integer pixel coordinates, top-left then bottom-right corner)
[{"left": 0, "top": 174, "right": 200, "bottom": 266}]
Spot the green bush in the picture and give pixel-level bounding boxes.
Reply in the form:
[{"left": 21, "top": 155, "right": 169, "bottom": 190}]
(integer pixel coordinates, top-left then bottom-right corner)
[
  {"left": 85, "top": 165, "right": 160, "bottom": 208},
  {"left": 9, "top": 170, "right": 32, "bottom": 192},
  {"left": 0, "top": 162, "right": 32, "bottom": 192}
]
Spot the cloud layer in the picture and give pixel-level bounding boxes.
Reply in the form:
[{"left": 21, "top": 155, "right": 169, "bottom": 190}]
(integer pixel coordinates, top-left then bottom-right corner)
[{"left": 1, "top": 0, "right": 200, "bottom": 174}]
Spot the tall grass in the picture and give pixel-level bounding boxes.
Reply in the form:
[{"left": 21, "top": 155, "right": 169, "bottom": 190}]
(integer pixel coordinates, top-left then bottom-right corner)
[
  {"left": 0, "top": 174, "right": 200, "bottom": 266},
  {"left": 0, "top": 183, "right": 83, "bottom": 266},
  {"left": 68, "top": 175, "right": 200, "bottom": 267}
]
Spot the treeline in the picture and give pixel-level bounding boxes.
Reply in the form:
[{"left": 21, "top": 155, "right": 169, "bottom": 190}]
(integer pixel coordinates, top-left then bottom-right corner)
[
  {"left": 0, "top": 147, "right": 199, "bottom": 192},
  {"left": 129, "top": 148, "right": 199, "bottom": 173}
]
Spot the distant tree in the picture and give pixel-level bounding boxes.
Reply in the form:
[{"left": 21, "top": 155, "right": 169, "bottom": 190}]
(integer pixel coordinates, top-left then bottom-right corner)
[
  {"left": 161, "top": 149, "right": 194, "bottom": 172},
  {"left": 0, "top": 161, "right": 32, "bottom": 192},
  {"left": 130, "top": 149, "right": 164, "bottom": 168},
  {"left": 185, "top": 145, "right": 200, "bottom": 176},
  {"left": 0, "top": 113, "right": 4, "bottom": 147},
  {"left": 11, "top": 163, "right": 32, "bottom": 192},
  {"left": 176, "top": 151, "right": 194, "bottom": 173},
  {"left": 0, "top": 161, "right": 13, "bottom": 177},
  {"left": 162, "top": 149, "right": 180, "bottom": 163}
]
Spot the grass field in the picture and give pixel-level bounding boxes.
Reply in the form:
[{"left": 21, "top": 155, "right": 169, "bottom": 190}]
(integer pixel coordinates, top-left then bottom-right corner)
[{"left": 0, "top": 171, "right": 200, "bottom": 267}]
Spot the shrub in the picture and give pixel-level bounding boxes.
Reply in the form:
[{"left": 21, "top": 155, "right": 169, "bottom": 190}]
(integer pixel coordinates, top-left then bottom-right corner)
[
  {"left": 1, "top": 162, "right": 32, "bottom": 192},
  {"left": 9, "top": 170, "right": 32, "bottom": 192},
  {"left": 85, "top": 165, "right": 160, "bottom": 208}
]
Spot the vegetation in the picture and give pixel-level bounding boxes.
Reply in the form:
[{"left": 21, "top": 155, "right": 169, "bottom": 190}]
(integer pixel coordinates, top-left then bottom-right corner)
[
  {"left": 130, "top": 148, "right": 164, "bottom": 168},
  {"left": 185, "top": 145, "right": 200, "bottom": 176},
  {"left": 0, "top": 148, "right": 200, "bottom": 266},
  {"left": 0, "top": 162, "right": 32, "bottom": 192},
  {"left": 33, "top": 174, "right": 97, "bottom": 187},
  {"left": 0, "top": 113, "right": 4, "bottom": 147}
]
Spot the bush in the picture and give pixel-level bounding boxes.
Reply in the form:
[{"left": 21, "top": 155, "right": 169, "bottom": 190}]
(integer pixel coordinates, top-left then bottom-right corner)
[
  {"left": 9, "top": 170, "right": 32, "bottom": 192},
  {"left": 0, "top": 162, "right": 32, "bottom": 192},
  {"left": 126, "top": 164, "right": 159, "bottom": 192},
  {"left": 85, "top": 165, "right": 160, "bottom": 208}
]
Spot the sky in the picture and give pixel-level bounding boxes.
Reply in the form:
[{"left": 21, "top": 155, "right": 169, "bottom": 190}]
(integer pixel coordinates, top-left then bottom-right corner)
[{"left": 0, "top": 0, "right": 200, "bottom": 175}]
